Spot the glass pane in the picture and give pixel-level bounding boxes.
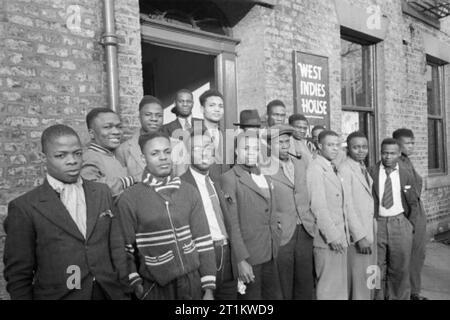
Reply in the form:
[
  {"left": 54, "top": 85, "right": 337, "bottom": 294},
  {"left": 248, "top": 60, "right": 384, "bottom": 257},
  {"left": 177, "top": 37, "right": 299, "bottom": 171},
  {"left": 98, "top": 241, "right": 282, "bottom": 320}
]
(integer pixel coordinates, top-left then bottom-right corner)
[
  {"left": 341, "top": 39, "right": 365, "bottom": 107},
  {"left": 427, "top": 63, "right": 441, "bottom": 116},
  {"left": 428, "top": 119, "right": 443, "bottom": 170}
]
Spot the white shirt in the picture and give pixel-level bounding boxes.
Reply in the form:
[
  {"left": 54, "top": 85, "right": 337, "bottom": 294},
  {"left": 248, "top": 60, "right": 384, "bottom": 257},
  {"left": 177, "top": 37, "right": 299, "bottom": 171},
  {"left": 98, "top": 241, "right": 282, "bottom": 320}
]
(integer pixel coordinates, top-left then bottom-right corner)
[
  {"left": 178, "top": 116, "right": 192, "bottom": 131},
  {"left": 189, "top": 168, "right": 226, "bottom": 241},
  {"left": 378, "top": 164, "right": 404, "bottom": 217},
  {"left": 206, "top": 127, "right": 221, "bottom": 150},
  {"left": 47, "top": 174, "right": 87, "bottom": 237},
  {"left": 251, "top": 172, "right": 269, "bottom": 190}
]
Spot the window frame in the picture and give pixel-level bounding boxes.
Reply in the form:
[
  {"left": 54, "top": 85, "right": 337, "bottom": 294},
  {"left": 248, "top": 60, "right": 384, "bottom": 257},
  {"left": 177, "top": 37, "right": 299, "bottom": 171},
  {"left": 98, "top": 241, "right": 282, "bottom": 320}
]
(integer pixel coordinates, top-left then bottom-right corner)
[
  {"left": 340, "top": 34, "right": 379, "bottom": 167},
  {"left": 427, "top": 56, "right": 447, "bottom": 175}
]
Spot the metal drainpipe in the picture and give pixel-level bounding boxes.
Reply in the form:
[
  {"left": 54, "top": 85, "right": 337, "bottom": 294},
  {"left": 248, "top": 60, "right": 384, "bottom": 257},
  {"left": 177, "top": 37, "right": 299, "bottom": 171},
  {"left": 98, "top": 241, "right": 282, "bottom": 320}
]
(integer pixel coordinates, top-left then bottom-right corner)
[{"left": 101, "top": 0, "right": 119, "bottom": 112}]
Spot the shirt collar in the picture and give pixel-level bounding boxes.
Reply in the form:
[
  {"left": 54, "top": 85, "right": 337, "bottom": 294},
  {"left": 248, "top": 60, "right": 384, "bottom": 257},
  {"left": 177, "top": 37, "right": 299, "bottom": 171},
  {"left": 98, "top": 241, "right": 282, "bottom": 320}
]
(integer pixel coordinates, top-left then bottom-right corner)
[
  {"left": 190, "top": 166, "right": 208, "bottom": 179},
  {"left": 238, "top": 164, "right": 261, "bottom": 175},
  {"left": 88, "top": 142, "right": 115, "bottom": 156},
  {"left": 178, "top": 115, "right": 192, "bottom": 125},
  {"left": 381, "top": 163, "right": 399, "bottom": 171},
  {"left": 47, "top": 174, "right": 83, "bottom": 193}
]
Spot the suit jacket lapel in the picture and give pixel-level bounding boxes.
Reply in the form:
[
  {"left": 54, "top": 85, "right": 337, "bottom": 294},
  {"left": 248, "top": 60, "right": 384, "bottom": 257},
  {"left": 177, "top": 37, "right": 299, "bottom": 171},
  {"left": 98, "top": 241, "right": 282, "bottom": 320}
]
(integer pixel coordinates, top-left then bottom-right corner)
[
  {"left": 271, "top": 165, "right": 294, "bottom": 189},
  {"left": 235, "top": 166, "right": 269, "bottom": 202},
  {"left": 182, "top": 168, "right": 199, "bottom": 188},
  {"left": 371, "top": 163, "right": 381, "bottom": 201},
  {"left": 34, "top": 180, "right": 85, "bottom": 241},
  {"left": 84, "top": 180, "right": 101, "bottom": 241},
  {"left": 317, "top": 156, "right": 342, "bottom": 190},
  {"left": 349, "top": 159, "right": 372, "bottom": 195}
]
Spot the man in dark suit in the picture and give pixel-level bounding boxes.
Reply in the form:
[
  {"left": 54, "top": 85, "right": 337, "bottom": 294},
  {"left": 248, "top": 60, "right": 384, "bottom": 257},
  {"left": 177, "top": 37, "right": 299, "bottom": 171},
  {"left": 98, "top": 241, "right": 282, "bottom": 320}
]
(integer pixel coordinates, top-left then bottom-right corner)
[
  {"left": 161, "top": 89, "right": 203, "bottom": 138},
  {"left": 265, "top": 124, "right": 315, "bottom": 300},
  {"left": 181, "top": 132, "right": 243, "bottom": 299},
  {"left": 3, "top": 124, "right": 128, "bottom": 300},
  {"left": 369, "top": 138, "right": 419, "bottom": 300},
  {"left": 393, "top": 128, "right": 428, "bottom": 300},
  {"left": 220, "top": 131, "right": 282, "bottom": 300}
]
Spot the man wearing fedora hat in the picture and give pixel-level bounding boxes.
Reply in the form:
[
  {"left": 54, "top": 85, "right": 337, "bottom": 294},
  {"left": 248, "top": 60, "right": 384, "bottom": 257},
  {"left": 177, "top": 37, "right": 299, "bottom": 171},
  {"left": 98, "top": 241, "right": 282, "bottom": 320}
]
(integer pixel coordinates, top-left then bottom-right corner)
[{"left": 234, "top": 110, "right": 262, "bottom": 131}]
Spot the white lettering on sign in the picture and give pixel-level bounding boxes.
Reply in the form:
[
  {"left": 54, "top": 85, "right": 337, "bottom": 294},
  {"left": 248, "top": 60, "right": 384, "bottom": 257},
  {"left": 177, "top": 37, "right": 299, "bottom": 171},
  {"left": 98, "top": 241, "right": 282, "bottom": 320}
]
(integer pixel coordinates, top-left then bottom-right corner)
[
  {"left": 366, "top": 5, "right": 381, "bottom": 30},
  {"left": 300, "top": 81, "right": 326, "bottom": 97},
  {"left": 301, "top": 98, "right": 328, "bottom": 115},
  {"left": 298, "top": 63, "right": 323, "bottom": 80},
  {"left": 66, "top": 5, "right": 81, "bottom": 32}
]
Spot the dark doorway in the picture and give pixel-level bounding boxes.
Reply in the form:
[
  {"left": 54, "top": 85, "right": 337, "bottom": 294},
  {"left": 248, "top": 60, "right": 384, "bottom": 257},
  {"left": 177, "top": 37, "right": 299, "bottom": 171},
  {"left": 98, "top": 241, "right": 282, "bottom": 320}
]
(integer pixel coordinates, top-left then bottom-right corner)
[{"left": 141, "top": 42, "right": 215, "bottom": 123}]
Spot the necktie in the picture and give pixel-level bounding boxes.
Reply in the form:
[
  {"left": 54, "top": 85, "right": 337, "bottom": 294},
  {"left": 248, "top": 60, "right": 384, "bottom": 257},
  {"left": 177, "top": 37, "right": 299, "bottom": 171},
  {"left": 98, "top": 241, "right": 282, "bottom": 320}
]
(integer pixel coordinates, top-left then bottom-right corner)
[
  {"left": 360, "top": 162, "right": 371, "bottom": 186},
  {"left": 59, "top": 180, "right": 87, "bottom": 238},
  {"left": 382, "top": 168, "right": 394, "bottom": 209},
  {"left": 331, "top": 163, "right": 338, "bottom": 175},
  {"left": 205, "top": 176, "right": 228, "bottom": 239},
  {"left": 184, "top": 119, "right": 191, "bottom": 131}
]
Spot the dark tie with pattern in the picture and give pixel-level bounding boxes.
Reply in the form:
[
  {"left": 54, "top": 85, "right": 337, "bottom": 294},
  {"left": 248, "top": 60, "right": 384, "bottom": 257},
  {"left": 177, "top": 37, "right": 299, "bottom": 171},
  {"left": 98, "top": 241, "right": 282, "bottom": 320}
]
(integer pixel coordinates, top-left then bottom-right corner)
[
  {"left": 205, "top": 176, "right": 228, "bottom": 238},
  {"left": 382, "top": 167, "right": 394, "bottom": 209}
]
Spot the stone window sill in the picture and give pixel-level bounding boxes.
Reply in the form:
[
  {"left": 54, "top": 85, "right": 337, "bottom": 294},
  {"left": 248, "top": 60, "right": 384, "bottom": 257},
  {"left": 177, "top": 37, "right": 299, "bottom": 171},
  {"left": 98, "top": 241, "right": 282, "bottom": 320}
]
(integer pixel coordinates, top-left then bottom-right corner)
[{"left": 426, "top": 174, "right": 450, "bottom": 190}]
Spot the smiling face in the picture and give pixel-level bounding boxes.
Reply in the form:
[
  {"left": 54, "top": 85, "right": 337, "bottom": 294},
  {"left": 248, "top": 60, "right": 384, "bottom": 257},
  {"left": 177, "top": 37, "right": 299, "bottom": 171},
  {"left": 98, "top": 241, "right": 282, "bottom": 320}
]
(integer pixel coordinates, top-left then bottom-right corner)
[
  {"left": 43, "top": 134, "right": 83, "bottom": 183},
  {"left": 142, "top": 137, "right": 173, "bottom": 178},
  {"left": 348, "top": 136, "right": 369, "bottom": 163},
  {"left": 89, "top": 112, "right": 123, "bottom": 151},
  {"left": 140, "top": 102, "right": 163, "bottom": 133},
  {"left": 202, "top": 96, "right": 224, "bottom": 123},
  {"left": 175, "top": 92, "right": 194, "bottom": 118}
]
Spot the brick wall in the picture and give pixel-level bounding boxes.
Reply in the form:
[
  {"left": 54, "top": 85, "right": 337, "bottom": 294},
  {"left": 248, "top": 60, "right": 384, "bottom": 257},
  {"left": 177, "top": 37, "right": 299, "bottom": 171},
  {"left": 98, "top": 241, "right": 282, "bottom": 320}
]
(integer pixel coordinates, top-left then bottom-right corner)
[
  {"left": 0, "top": 0, "right": 142, "bottom": 299},
  {"left": 234, "top": 0, "right": 450, "bottom": 236}
]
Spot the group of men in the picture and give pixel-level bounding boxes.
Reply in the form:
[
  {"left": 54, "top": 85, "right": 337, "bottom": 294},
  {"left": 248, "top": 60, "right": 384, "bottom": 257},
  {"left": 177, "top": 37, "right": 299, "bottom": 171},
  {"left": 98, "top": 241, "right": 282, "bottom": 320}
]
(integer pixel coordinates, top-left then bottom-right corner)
[{"left": 3, "top": 88, "right": 427, "bottom": 300}]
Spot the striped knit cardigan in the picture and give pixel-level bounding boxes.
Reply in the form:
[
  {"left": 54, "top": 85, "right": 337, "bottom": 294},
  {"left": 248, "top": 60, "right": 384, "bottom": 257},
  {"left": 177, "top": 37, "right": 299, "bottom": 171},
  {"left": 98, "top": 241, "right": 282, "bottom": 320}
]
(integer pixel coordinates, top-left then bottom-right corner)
[{"left": 116, "top": 180, "right": 216, "bottom": 291}]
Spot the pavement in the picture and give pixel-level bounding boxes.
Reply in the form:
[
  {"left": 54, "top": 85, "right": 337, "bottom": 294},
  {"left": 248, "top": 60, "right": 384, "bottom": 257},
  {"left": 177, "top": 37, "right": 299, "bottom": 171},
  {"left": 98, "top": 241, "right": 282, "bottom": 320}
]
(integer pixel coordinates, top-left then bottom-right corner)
[
  {"left": 421, "top": 241, "right": 450, "bottom": 300},
  {"left": 0, "top": 238, "right": 448, "bottom": 300}
]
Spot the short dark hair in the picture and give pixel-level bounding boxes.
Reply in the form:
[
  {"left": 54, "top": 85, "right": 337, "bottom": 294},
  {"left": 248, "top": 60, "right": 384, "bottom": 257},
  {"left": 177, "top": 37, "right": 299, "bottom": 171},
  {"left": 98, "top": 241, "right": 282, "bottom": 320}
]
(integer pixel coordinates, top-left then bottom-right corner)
[
  {"left": 392, "top": 128, "right": 414, "bottom": 140},
  {"left": 346, "top": 131, "right": 367, "bottom": 147},
  {"left": 86, "top": 107, "right": 116, "bottom": 130},
  {"left": 175, "top": 89, "right": 193, "bottom": 100},
  {"left": 381, "top": 138, "right": 400, "bottom": 149},
  {"left": 41, "top": 124, "right": 80, "bottom": 154},
  {"left": 138, "top": 131, "right": 170, "bottom": 152},
  {"left": 288, "top": 114, "right": 308, "bottom": 125},
  {"left": 312, "top": 125, "right": 325, "bottom": 134},
  {"left": 266, "top": 100, "right": 286, "bottom": 115},
  {"left": 318, "top": 130, "right": 339, "bottom": 143},
  {"left": 199, "top": 89, "right": 224, "bottom": 106},
  {"left": 139, "top": 95, "right": 162, "bottom": 111}
]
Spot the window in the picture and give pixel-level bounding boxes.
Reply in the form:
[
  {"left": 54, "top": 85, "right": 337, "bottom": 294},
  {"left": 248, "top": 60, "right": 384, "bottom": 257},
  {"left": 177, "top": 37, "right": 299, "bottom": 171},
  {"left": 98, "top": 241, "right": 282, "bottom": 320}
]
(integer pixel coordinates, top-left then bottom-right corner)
[
  {"left": 340, "top": 36, "right": 378, "bottom": 166},
  {"left": 427, "top": 58, "right": 447, "bottom": 174}
]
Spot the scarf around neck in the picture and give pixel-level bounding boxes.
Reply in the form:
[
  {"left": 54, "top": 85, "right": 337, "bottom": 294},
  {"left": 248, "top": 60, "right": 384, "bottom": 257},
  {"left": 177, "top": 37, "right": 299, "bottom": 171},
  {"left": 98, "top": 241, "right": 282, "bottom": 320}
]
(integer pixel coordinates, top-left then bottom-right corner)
[{"left": 142, "top": 169, "right": 181, "bottom": 200}]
